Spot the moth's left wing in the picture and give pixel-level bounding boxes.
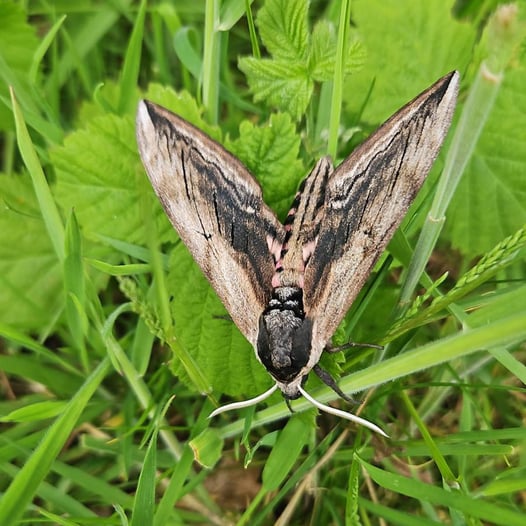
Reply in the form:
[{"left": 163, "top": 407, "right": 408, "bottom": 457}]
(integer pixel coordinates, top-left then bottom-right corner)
[
  {"left": 136, "top": 101, "right": 285, "bottom": 346},
  {"left": 303, "top": 71, "right": 459, "bottom": 350}
]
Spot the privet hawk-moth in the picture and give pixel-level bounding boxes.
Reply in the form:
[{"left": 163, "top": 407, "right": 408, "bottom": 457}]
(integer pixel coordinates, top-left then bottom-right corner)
[{"left": 136, "top": 71, "right": 459, "bottom": 435}]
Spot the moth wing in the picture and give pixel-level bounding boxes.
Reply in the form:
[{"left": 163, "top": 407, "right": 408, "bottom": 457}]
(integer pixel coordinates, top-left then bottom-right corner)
[
  {"left": 136, "top": 101, "right": 285, "bottom": 347},
  {"left": 303, "top": 71, "right": 459, "bottom": 349}
]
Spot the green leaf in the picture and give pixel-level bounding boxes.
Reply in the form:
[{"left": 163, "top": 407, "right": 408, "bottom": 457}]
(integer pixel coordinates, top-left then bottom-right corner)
[
  {"left": 64, "top": 210, "right": 88, "bottom": 366},
  {"left": 167, "top": 244, "right": 270, "bottom": 397},
  {"left": 130, "top": 429, "right": 157, "bottom": 526},
  {"left": 345, "top": 0, "right": 476, "bottom": 123},
  {"left": 0, "top": 174, "right": 63, "bottom": 331},
  {"left": 309, "top": 21, "right": 365, "bottom": 82},
  {"left": 0, "top": 360, "right": 110, "bottom": 525},
  {"left": 227, "top": 112, "right": 303, "bottom": 214},
  {"left": 257, "top": 0, "right": 309, "bottom": 61},
  {"left": 445, "top": 68, "right": 526, "bottom": 255},
  {"left": 189, "top": 428, "right": 224, "bottom": 468},
  {"left": 52, "top": 113, "right": 162, "bottom": 248},
  {"left": 261, "top": 413, "right": 312, "bottom": 491},
  {"left": 0, "top": 400, "right": 67, "bottom": 422},
  {"left": 240, "top": 0, "right": 366, "bottom": 121},
  {"left": 238, "top": 57, "right": 313, "bottom": 121},
  {"left": 118, "top": 0, "right": 146, "bottom": 114},
  {"left": 346, "top": 453, "right": 361, "bottom": 526},
  {"left": 360, "top": 459, "right": 526, "bottom": 526},
  {"left": 11, "top": 88, "right": 65, "bottom": 262},
  {"left": 0, "top": 2, "right": 39, "bottom": 131}
]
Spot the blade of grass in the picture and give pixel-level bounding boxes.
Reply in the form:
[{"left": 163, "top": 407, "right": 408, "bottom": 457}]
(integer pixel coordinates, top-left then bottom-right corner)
[
  {"left": 130, "top": 429, "right": 157, "bottom": 526},
  {"left": 0, "top": 359, "right": 110, "bottom": 524},
  {"left": 400, "top": 390, "right": 457, "bottom": 483},
  {"left": 118, "top": 0, "right": 146, "bottom": 114},
  {"left": 398, "top": 5, "right": 525, "bottom": 308},
  {"left": 29, "top": 14, "right": 67, "bottom": 83},
  {"left": 327, "top": 0, "right": 351, "bottom": 158},
  {"left": 203, "top": 0, "right": 220, "bottom": 122},
  {"left": 64, "top": 210, "right": 89, "bottom": 370},
  {"left": 10, "top": 87, "right": 65, "bottom": 262},
  {"left": 243, "top": 0, "right": 260, "bottom": 57},
  {"left": 216, "top": 310, "right": 526, "bottom": 438},
  {"left": 360, "top": 459, "right": 525, "bottom": 525},
  {"left": 48, "top": 1, "right": 133, "bottom": 90}
]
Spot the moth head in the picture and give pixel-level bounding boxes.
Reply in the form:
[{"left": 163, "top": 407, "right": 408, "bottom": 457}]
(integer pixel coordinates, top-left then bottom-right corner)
[{"left": 256, "top": 310, "right": 313, "bottom": 395}]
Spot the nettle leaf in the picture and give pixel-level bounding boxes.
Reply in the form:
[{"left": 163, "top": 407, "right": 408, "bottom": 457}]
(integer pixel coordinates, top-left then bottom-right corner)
[
  {"left": 0, "top": 174, "right": 62, "bottom": 331},
  {"left": 257, "top": 0, "right": 309, "bottom": 61},
  {"left": 239, "top": 0, "right": 363, "bottom": 120},
  {"left": 344, "top": 0, "right": 475, "bottom": 123},
  {"left": 53, "top": 114, "right": 151, "bottom": 245},
  {"left": 309, "top": 21, "right": 366, "bottom": 82},
  {"left": 239, "top": 58, "right": 313, "bottom": 120},
  {"left": 168, "top": 244, "right": 271, "bottom": 397},
  {"left": 143, "top": 84, "right": 222, "bottom": 142},
  {"left": 226, "top": 112, "right": 304, "bottom": 217},
  {"left": 54, "top": 87, "right": 218, "bottom": 257},
  {"left": 52, "top": 113, "right": 173, "bottom": 250},
  {"left": 445, "top": 68, "right": 526, "bottom": 256}
]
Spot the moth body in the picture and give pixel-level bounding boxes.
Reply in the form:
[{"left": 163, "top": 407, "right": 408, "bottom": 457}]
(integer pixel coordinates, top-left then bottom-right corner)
[{"left": 136, "top": 71, "right": 460, "bottom": 434}]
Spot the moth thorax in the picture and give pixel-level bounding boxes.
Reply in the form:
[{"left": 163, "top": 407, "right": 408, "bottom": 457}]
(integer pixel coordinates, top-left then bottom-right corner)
[{"left": 256, "top": 287, "right": 312, "bottom": 386}]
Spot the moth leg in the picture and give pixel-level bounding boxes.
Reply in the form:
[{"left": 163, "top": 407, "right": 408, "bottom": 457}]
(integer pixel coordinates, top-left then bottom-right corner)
[
  {"left": 313, "top": 365, "right": 357, "bottom": 404},
  {"left": 325, "top": 341, "right": 383, "bottom": 353},
  {"left": 285, "top": 397, "right": 295, "bottom": 414}
]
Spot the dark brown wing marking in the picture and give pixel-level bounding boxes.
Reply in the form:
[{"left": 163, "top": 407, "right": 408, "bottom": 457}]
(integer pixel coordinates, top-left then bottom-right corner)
[
  {"left": 136, "top": 101, "right": 285, "bottom": 346},
  {"left": 303, "top": 72, "right": 459, "bottom": 351}
]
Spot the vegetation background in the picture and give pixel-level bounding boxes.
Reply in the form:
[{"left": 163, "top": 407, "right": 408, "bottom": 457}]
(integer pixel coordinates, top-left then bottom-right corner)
[{"left": 1, "top": 0, "right": 525, "bottom": 524}]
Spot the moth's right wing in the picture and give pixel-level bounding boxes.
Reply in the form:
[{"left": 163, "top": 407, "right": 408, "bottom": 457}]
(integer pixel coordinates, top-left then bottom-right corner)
[
  {"left": 136, "top": 101, "right": 285, "bottom": 347},
  {"left": 303, "top": 72, "right": 460, "bottom": 350}
]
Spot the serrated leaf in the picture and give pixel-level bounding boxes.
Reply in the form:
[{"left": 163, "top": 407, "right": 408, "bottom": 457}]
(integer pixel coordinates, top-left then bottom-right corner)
[
  {"left": 345, "top": 0, "right": 475, "bottom": 123},
  {"left": 238, "top": 57, "right": 312, "bottom": 120},
  {"left": 144, "top": 84, "right": 222, "bottom": 142},
  {"left": 445, "top": 68, "right": 526, "bottom": 255},
  {"left": 167, "top": 244, "right": 270, "bottom": 397},
  {"left": 226, "top": 112, "right": 303, "bottom": 215},
  {"left": 52, "top": 113, "right": 172, "bottom": 249},
  {"left": 0, "top": 174, "right": 63, "bottom": 331},
  {"left": 310, "top": 22, "right": 366, "bottom": 81},
  {"left": 308, "top": 20, "right": 337, "bottom": 81},
  {"left": 257, "top": 0, "right": 309, "bottom": 61}
]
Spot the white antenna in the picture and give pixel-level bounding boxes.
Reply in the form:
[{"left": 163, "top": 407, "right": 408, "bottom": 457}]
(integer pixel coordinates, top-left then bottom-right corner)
[
  {"left": 299, "top": 386, "right": 388, "bottom": 437},
  {"left": 209, "top": 383, "right": 388, "bottom": 437},
  {"left": 209, "top": 384, "right": 278, "bottom": 418}
]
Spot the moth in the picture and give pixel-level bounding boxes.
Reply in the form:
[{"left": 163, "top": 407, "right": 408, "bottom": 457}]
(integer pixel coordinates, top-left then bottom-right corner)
[{"left": 136, "top": 71, "right": 459, "bottom": 435}]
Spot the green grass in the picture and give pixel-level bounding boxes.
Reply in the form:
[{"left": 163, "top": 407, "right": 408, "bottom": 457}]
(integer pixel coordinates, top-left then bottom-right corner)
[{"left": 1, "top": 0, "right": 526, "bottom": 524}]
